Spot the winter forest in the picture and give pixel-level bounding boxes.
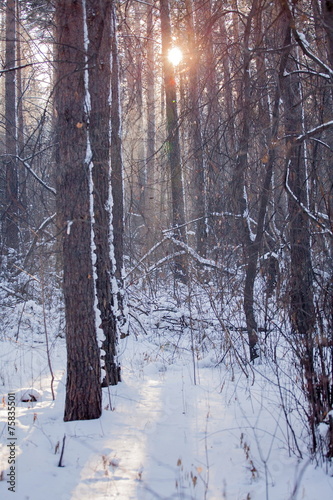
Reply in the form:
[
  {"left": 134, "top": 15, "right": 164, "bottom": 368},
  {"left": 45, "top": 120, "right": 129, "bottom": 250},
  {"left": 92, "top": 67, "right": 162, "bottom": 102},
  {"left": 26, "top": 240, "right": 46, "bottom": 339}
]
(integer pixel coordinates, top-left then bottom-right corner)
[{"left": 0, "top": 0, "right": 333, "bottom": 498}]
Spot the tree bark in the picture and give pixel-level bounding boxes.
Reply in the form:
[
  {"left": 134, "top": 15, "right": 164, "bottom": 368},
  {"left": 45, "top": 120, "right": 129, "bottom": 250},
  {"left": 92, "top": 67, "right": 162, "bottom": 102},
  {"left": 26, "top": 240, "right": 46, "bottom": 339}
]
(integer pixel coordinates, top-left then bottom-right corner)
[
  {"left": 243, "top": 3, "right": 287, "bottom": 362},
  {"left": 86, "top": 0, "right": 120, "bottom": 386},
  {"left": 55, "top": 0, "right": 101, "bottom": 421},
  {"left": 160, "top": 0, "right": 188, "bottom": 282},
  {"left": 144, "top": 2, "right": 157, "bottom": 254},
  {"left": 110, "top": 2, "right": 128, "bottom": 339},
  {"left": 279, "top": 1, "right": 317, "bottom": 445},
  {"left": 184, "top": 0, "right": 207, "bottom": 257},
  {"left": 201, "top": 0, "right": 224, "bottom": 225},
  {"left": 280, "top": 27, "right": 315, "bottom": 339},
  {"left": 4, "top": 0, "right": 19, "bottom": 252},
  {"left": 230, "top": 0, "right": 259, "bottom": 361},
  {"left": 322, "top": 0, "right": 333, "bottom": 67}
]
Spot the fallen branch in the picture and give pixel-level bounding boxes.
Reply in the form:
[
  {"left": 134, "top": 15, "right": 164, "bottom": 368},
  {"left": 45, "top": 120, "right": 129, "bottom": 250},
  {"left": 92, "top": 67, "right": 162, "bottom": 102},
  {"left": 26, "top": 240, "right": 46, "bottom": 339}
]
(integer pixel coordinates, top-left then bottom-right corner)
[
  {"left": 58, "top": 435, "right": 66, "bottom": 467},
  {"left": 166, "top": 236, "right": 234, "bottom": 275}
]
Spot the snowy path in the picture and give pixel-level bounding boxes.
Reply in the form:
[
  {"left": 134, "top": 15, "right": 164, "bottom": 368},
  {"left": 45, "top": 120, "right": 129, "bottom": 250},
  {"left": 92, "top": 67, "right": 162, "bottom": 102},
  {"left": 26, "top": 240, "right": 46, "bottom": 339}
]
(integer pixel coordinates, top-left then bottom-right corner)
[
  {"left": 70, "top": 362, "right": 228, "bottom": 500},
  {"left": 1, "top": 337, "right": 333, "bottom": 499}
]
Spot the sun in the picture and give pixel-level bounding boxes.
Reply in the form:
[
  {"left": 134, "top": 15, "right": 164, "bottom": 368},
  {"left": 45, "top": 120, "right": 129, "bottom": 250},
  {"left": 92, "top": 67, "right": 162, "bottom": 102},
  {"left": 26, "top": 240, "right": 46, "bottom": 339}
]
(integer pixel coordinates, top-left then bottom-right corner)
[{"left": 168, "top": 47, "right": 183, "bottom": 66}]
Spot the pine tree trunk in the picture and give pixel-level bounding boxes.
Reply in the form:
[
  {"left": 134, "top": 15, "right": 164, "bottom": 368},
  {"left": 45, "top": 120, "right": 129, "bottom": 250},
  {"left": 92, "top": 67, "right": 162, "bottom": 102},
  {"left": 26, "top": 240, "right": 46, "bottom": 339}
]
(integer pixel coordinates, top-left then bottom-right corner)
[
  {"left": 185, "top": 0, "right": 207, "bottom": 257},
  {"left": 322, "top": 0, "right": 333, "bottom": 67},
  {"left": 279, "top": 3, "right": 317, "bottom": 443},
  {"left": 86, "top": 0, "right": 120, "bottom": 386},
  {"left": 243, "top": 3, "right": 286, "bottom": 362},
  {"left": 16, "top": 1, "right": 27, "bottom": 236},
  {"left": 280, "top": 30, "right": 315, "bottom": 339},
  {"left": 55, "top": 0, "right": 101, "bottom": 421},
  {"left": 144, "top": 3, "right": 157, "bottom": 254},
  {"left": 230, "top": 0, "right": 259, "bottom": 361},
  {"left": 4, "top": 0, "right": 19, "bottom": 253},
  {"left": 160, "top": 0, "right": 188, "bottom": 282},
  {"left": 110, "top": 2, "right": 128, "bottom": 338}
]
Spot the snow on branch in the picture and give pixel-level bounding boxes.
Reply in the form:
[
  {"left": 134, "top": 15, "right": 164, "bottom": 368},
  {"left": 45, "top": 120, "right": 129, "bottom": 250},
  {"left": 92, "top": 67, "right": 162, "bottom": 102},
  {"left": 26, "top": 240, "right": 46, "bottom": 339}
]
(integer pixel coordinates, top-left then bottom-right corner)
[
  {"left": 292, "top": 28, "right": 333, "bottom": 79},
  {"left": 165, "top": 235, "right": 233, "bottom": 274},
  {"left": 16, "top": 156, "right": 56, "bottom": 196},
  {"left": 162, "top": 216, "right": 208, "bottom": 234},
  {"left": 283, "top": 69, "right": 330, "bottom": 80},
  {"left": 0, "top": 283, "right": 25, "bottom": 301},
  {"left": 125, "top": 237, "right": 169, "bottom": 279},
  {"left": 24, "top": 213, "right": 57, "bottom": 264},
  {"left": 161, "top": 212, "right": 256, "bottom": 236},
  {"left": 296, "top": 120, "right": 333, "bottom": 143},
  {"left": 131, "top": 0, "right": 155, "bottom": 6},
  {"left": 146, "top": 251, "right": 187, "bottom": 275},
  {"left": 126, "top": 226, "right": 237, "bottom": 280},
  {"left": 0, "top": 61, "right": 47, "bottom": 75},
  {"left": 285, "top": 163, "right": 333, "bottom": 238}
]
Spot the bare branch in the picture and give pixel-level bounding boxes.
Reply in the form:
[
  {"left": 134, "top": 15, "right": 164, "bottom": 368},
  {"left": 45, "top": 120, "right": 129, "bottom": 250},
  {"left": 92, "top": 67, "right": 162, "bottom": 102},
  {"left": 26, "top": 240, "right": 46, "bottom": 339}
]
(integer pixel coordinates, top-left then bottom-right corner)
[
  {"left": 285, "top": 162, "right": 333, "bottom": 238},
  {"left": 16, "top": 156, "right": 56, "bottom": 196},
  {"left": 24, "top": 213, "right": 57, "bottom": 265},
  {"left": 296, "top": 120, "right": 333, "bottom": 143}
]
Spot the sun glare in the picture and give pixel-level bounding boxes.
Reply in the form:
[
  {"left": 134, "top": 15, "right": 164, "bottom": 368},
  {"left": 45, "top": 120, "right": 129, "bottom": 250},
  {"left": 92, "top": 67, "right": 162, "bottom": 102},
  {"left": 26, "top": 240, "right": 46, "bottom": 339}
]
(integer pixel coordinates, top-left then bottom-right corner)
[{"left": 168, "top": 47, "right": 183, "bottom": 66}]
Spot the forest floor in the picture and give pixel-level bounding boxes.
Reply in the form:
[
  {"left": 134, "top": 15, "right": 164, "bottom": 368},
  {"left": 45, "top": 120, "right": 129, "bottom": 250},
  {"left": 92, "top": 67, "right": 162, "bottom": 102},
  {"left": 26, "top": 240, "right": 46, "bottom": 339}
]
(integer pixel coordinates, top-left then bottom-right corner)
[{"left": 0, "top": 287, "right": 333, "bottom": 500}]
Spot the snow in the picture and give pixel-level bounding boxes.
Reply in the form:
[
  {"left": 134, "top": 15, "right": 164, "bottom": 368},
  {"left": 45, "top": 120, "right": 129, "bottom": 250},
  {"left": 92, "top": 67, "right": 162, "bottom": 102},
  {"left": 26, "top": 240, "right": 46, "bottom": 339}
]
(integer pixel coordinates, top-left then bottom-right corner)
[
  {"left": 66, "top": 221, "right": 73, "bottom": 236},
  {"left": 1, "top": 287, "right": 333, "bottom": 500},
  {"left": 82, "top": 0, "right": 107, "bottom": 353},
  {"left": 296, "top": 120, "right": 333, "bottom": 142},
  {"left": 243, "top": 186, "right": 256, "bottom": 242},
  {"left": 297, "top": 32, "right": 309, "bottom": 50}
]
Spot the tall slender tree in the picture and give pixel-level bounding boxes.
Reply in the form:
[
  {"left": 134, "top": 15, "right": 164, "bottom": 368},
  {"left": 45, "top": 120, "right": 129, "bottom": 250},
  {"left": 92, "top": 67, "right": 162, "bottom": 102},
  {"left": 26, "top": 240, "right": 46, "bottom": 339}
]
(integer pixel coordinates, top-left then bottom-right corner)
[
  {"left": 110, "top": 1, "right": 128, "bottom": 340},
  {"left": 86, "top": 0, "right": 121, "bottom": 387},
  {"left": 54, "top": 0, "right": 102, "bottom": 421},
  {"left": 144, "top": 2, "right": 157, "bottom": 253},
  {"left": 4, "top": 0, "right": 19, "bottom": 253},
  {"left": 184, "top": 0, "right": 207, "bottom": 257},
  {"left": 160, "top": 0, "right": 188, "bottom": 281},
  {"left": 230, "top": 0, "right": 260, "bottom": 361}
]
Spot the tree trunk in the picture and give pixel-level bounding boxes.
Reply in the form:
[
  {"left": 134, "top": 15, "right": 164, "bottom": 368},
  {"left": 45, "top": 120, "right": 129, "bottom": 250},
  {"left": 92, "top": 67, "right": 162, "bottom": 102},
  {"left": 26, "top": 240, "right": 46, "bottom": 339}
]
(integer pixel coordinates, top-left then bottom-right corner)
[
  {"left": 160, "top": 0, "right": 188, "bottom": 282},
  {"left": 110, "top": 2, "right": 128, "bottom": 339},
  {"left": 184, "top": 0, "right": 207, "bottom": 257},
  {"left": 279, "top": 2, "right": 317, "bottom": 445},
  {"left": 144, "top": 2, "right": 157, "bottom": 254},
  {"left": 280, "top": 35, "right": 315, "bottom": 339},
  {"left": 322, "top": 0, "right": 333, "bottom": 67},
  {"left": 4, "top": 0, "right": 19, "bottom": 253},
  {"left": 55, "top": 0, "right": 101, "bottom": 421},
  {"left": 201, "top": 0, "right": 224, "bottom": 228},
  {"left": 86, "top": 0, "right": 121, "bottom": 387},
  {"left": 16, "top": 0, "right": 28, "bottom": 238},
  {"left": 243, "top": 3, "right": 287, "bottom": 362},
  {"left": 230, "top": 0, "right": 259, "bottom": 361}
]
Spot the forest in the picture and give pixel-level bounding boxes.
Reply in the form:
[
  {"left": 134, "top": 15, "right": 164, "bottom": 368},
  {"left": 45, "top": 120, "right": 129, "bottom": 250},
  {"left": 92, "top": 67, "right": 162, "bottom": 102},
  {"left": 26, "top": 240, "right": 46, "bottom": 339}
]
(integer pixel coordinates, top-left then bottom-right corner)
[{"left": 0, "top": 0, "right": 333, "bottom": 498}]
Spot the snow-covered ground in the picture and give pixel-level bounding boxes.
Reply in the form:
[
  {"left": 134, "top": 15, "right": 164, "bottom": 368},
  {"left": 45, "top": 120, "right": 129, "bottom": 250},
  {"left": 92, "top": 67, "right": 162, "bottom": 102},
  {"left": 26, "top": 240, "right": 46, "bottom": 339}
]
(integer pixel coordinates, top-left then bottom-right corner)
[{"left": 0, "top": 290, "right": 333, "bottom": 500}]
